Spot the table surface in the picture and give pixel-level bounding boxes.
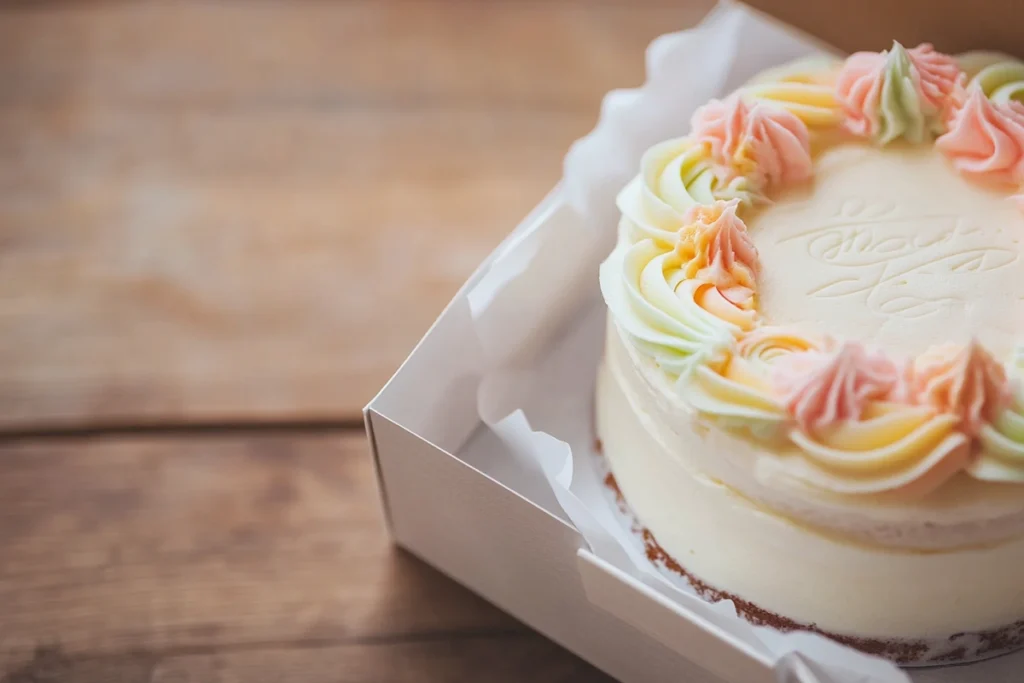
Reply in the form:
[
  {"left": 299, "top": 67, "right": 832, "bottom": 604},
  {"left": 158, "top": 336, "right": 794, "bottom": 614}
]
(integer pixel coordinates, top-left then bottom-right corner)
[{"left": 0, "top": 0, "right": 714, "bottom": 680}]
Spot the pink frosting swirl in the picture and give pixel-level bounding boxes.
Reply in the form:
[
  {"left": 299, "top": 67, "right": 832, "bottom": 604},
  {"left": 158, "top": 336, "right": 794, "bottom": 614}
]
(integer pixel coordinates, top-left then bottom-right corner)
[
  {"left": 690, "top": 95, "right": 812, "bottom": 189},
  {"left": 937, "top": 88, "right": 1024, "bottom": 187},
  {"left": 836, "top": 43, "right": 962, "bottom": 137},
  {"left": 773, "top": 342, "right": 902, "bottom": 433},
  {"left": 909, "top": 44, "right": 964, "bottom": 110},
  {"left": 676, "top": 200, "right": 759, "bottom": 307},
  {"left": 908, "top": 342, "right": 1011, "bottom": 437},
  {"left": 835, "top": 51, "right": 885, "bottom": 137}
]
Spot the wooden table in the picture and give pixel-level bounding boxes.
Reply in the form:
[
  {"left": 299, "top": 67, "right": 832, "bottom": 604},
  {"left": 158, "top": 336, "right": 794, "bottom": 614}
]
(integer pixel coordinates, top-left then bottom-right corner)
[{"left": 0, "top": 1, "right": 711, "bottom": 680}]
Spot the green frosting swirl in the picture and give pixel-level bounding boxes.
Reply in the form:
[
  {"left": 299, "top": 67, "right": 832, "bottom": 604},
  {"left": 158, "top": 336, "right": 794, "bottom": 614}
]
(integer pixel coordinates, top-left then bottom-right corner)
[
  {"left": 876, "top": 43, "right": 937, "bottom": 145},
  {"left": 975, "top": 348, "right": 1024, "bottom": 483},
  {"left": 976, "top": 393, "right": 1024, "bottom": 482}
]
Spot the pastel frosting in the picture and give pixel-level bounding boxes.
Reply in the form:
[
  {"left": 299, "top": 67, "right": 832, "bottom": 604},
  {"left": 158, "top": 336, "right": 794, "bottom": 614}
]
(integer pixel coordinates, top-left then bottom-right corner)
[
  {"left": 774, "top": 342, "right": 900, "bottom": 433},
  {"left": 674, "top": 200, "right": 759, "bottom": 307},
  {"left": 960, "top": 52, "right": 1024, "bottom": 105},
  {"left": 974, "top": 347, "right": 1024, "bottom": 482},
  {"left": 937, "top": 88, "right": 1024, "bottom": 201},
  {"left": 616, "top": 138, "right": 759, "bottom": 247},
  {"left": 680, "top": 334, "right": 974, "bottom": 496},
  {"left": 691, "top": 95, "right": 813, "bottom": 190},
  {"left": 599, "top": 45, "right": 1024, "bottom": 497},
  {"left": 600, "top": 239, "right": 746, "bottom": 382},
  {"left": 836, "top": 42, "right": 962, "bottom": 145},
  {"left": 744, "top": 57, "right": 844, "bottom": 127},
  {"left": 908, "top": 342, "right": 1011, "bottom": 437}
]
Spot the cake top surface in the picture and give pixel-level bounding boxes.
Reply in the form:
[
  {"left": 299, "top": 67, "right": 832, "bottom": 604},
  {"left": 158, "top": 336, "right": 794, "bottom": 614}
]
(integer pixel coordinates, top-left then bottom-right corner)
[
  {"left": 752, "top": 142, "right": 1024, "bottom": 357},
  {"left": 600, "top": 43, "right": 1024, "bottom": 499}
]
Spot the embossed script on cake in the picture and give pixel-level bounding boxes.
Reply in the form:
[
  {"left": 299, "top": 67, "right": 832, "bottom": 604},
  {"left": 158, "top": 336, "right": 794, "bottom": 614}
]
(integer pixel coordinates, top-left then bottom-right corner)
[
  {"left": 780, "top": 197, "right": 1017, "bottom": 319},
  {"left": 751, "top": 144, "right": 1024, "bottom": 356}
]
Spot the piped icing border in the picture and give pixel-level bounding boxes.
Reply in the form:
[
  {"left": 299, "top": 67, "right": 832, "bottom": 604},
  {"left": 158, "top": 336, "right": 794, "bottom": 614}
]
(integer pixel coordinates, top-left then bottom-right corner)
[{"left": 600, "top": 44, "right": 1024, "bottom": 497}]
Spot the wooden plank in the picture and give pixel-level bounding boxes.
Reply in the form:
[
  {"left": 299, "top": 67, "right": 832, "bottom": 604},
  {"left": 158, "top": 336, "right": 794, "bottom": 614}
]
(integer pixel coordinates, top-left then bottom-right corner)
[
  {"left": 0, "top": 0, "right": 713, "bottom": 430},
  {"left": 0, "top": 432, "right": 525, "bottom": 670},
  {"left": 0, "top": 0, "right": 702, "bottom": 109},
  {"left": 1, "top": 637, "right": 611, "bottom": 683},
  {"left": 0, "top": 105, "right": 582, "bottom": 429}
]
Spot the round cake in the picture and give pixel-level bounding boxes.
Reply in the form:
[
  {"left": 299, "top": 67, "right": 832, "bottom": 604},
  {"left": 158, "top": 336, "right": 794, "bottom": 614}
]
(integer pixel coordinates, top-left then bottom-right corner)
[{"left": 596, "top": 43, "right": 1024, "bottom": 665}]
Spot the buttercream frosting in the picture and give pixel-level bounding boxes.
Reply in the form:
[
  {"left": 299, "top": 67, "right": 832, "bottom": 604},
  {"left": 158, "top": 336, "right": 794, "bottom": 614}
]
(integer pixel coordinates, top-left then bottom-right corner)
[
  {"left": 599, "top": 239, "right": 743, "bottom": 381},
  {"left": 598, "top": 328, "right": 1024, "bottom": 644},
  {"left": 600, "top": 46, "right": 1024, "bottom": 499},
  {"left": 691, "top": 94, "right": 813, "bottom": 190},
  {"left": 908, "top": 342, "right": 1011, "bottom": 437},
  {"left": 961, "top": 52, "right": 1024, "bottom": 105},
  {"left": 675, "top": 200, "right": 759, "bottom": 307},
  {"left": 837, "top": 42, "right": 963, "bottom": 145},
  {"left": 937, "top": 88, "right": 1024, "bottom": 190},
  {"left": 745, "top": 56, "right": 844, "bottom": 127},
  {"left": 774, "top": 342, "right": 901, "bottom": 433},
  {"left": 596, "top": 44, "right": 1024, "bottom": 661}
]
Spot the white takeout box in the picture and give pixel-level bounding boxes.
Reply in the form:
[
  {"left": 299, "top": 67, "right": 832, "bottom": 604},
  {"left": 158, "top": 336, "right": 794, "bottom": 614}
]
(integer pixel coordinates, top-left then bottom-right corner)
[
  {"left": 363, "top": 189, "right": 768, "bottom": 683},
  {"left": 364, "top": 4, "right": 1024, "bottom": 682}
]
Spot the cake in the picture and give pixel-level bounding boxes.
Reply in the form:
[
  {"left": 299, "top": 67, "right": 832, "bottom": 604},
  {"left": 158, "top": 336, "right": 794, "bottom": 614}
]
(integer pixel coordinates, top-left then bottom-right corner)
[{"left": 596, "top": 43, "right": 1024, "bottom": 665}]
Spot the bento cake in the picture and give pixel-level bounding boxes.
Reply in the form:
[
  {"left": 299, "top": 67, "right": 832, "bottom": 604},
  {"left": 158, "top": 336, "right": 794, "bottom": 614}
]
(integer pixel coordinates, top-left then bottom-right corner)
[{"left": 597, "top": 44, "right": 1024, "bottom": 665}]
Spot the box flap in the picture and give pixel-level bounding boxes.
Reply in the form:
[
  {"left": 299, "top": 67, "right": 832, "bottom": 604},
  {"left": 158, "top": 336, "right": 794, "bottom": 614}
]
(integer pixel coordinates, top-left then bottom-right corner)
[
  {"left": 743, "top": 0, "right": 1023, "bottom": 58},
  {"left": 576, "top": 550, "right": 775, "bottom": 683}
]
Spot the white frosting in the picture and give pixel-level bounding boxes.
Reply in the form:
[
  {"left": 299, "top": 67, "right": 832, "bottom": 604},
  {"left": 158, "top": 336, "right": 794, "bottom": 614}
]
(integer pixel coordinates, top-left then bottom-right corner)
[
  {"left": 599, "top": 324, "right": 1024, "bottom": 637},
  {"left": 751, "top": 143, "right": 1024, "bottom": 357}
]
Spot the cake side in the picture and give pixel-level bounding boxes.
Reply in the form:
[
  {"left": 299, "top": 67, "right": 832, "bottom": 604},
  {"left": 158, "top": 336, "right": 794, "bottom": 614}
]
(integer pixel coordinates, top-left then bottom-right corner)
[{"left": 599, "top": 322, "right": 1024, "bottom": 645}]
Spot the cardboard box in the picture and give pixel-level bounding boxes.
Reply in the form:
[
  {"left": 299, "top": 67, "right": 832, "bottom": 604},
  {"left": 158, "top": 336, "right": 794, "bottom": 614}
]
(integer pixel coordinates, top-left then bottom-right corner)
[
  {"left": 743, "top": 0, "right": 1023, "bottom": 59},
  {"left": 364, "top": 193, "right": 774, "bottom": 683},
  {"left": 365, "top": 3, "right": 1024, "bottom": 681}
]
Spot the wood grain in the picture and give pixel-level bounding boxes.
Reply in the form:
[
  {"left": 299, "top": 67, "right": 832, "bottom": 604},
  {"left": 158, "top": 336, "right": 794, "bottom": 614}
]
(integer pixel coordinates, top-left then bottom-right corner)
[
  {"left": 0, "top": 105, "right": 583, "bottom": 429},
  {"left": 0, "top": 0, "right": 713, "bottom": 431},
  {"left": 2, "top": 637, "right": 608, "bottom": 683},
  {"left": 0, "top": 432, "right": 505, "bottom": 659},
  {"left": 0, "top": 1, "right": 712, "bottom": 679},
  {"left": 0, "top": 0, "right": 691, "bottom": 109},
  {"left": 0, "top": 431, "right": 606, "bottom": 680}
]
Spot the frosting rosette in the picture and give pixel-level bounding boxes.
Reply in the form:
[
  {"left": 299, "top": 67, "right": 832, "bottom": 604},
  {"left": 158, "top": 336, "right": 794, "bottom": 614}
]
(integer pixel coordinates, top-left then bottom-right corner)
[
  {"left": 616, "top": 137, "right": 759, "bottom": 247},
  {"left": 937, "top": 87, "right": 1024, "bottom": 203},
  {"left": 773, "top": 342, "right": 901, "bottom": 433},
  {"left": 685, "top": 327, "right": 820, "bottom": 436},
  {"left": 691, "top": 94, "right": 813, "bottom": 190},
  {"left": 973, "top": 346, "right": 1024, "bottom": 482},
  {"left": 674, "top": 200, "right": 758, "bottom": 307},
  {"left": 599, "top": 238, "right": 752, "bottom": 382},
  {"left": 907, "top": 342, "right": 1011, "bottom": 437},
  {"left": 837, "top": 42, "right": 963, "bottom": 144}
]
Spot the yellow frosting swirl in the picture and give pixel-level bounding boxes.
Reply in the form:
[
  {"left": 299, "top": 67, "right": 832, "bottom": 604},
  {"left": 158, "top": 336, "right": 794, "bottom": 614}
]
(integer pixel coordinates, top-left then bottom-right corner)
[
  {"left": 599, "top": 238, "right": 751, "bottom": 380},
  {"left": 616, "top": 138, "right": 759, "bottom": 246},
  {"left": 743, "top": 56, "right": 844, "bottom": 128},
  {"left": 973, "top": 347, "right": 1024, "bottom": 483},
  {"left": 685, "top": 327, "right": 816, "bottom": 434},
  {"left": 784, "top": 403, "right": 970, "bottom": 496}
]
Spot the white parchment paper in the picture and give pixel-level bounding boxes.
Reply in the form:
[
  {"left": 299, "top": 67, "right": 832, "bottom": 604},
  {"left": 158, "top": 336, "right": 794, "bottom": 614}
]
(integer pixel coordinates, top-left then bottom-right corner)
[{"left": 470, "top": 3, "right": 1024, "bottom": 681}]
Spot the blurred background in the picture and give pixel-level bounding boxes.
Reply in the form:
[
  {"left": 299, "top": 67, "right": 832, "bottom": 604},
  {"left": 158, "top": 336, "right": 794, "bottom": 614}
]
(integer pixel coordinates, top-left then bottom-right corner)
[{"left": 0, "top": 1, "right": 713, "bottom": 681}]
